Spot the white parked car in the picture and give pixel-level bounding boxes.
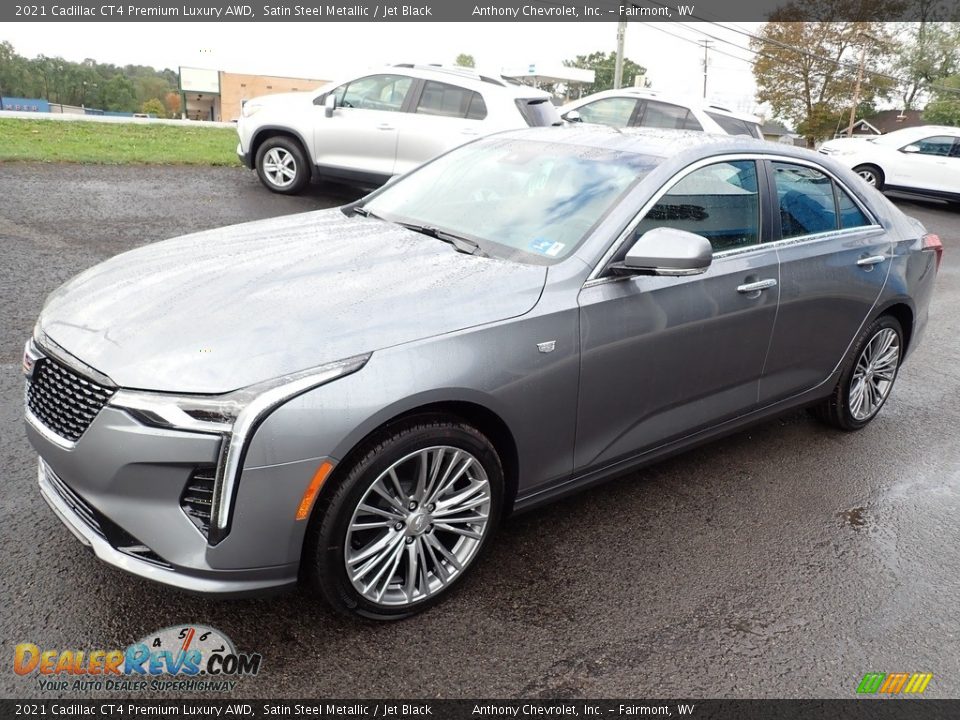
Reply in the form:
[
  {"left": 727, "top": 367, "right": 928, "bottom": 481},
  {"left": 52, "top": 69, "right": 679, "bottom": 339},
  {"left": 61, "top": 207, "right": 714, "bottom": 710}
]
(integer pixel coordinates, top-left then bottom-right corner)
[
  {"left": 237, "top": 64, "right": 559, "bottom": 193},
  {"left": 559, "top": 88, "right": 763, "bottom": 138},
  {"left": 819, "top": 126, "right": 960, "bottom": 202}
]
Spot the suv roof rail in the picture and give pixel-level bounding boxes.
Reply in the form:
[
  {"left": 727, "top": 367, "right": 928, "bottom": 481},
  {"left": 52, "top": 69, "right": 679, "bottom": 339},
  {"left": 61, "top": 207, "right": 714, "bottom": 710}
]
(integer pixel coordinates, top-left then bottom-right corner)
[{"left": 390, "top": 62, "right": 508, "bottom": 84}]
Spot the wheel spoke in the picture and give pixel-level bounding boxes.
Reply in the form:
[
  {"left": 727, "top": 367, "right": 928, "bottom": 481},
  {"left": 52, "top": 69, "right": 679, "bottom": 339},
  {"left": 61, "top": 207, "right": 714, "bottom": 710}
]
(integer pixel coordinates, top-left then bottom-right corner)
[
  {"left": 427, "top": 455, "right": 474, "bottom": 506},
  {"left": 434, "top": 523, "right": 483, "bottom": 540}
]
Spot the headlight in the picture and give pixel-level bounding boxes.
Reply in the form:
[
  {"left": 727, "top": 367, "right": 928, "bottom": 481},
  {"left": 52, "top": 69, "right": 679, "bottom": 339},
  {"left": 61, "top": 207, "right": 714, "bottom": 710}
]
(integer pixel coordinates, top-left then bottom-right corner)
[
  {"left": 110, "top": 354, "right": 371, "bottom": 544},
  {"left": 241, "top": 102, "right": 265, "bottom": 118}
]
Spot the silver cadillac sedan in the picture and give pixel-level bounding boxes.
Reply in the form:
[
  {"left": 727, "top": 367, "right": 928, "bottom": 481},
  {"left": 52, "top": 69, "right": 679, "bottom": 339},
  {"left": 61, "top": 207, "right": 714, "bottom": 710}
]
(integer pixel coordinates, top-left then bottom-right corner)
[{"left": 24, "top": 128, "right": 941, "bottom": 619}]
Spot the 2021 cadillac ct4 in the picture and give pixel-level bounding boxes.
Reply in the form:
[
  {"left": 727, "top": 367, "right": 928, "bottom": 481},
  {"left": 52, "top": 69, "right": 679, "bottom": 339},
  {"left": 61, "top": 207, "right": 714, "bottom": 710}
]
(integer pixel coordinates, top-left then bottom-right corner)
[{"left": 25, "top": 128, "right": 941, "bottom": 618}]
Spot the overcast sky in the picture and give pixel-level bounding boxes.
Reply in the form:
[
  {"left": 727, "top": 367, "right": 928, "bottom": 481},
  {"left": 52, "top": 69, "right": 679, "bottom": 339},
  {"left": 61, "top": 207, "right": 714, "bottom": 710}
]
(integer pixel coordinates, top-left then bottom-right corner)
[{"left": 7, "top": 22, "right": 763, "bottom": 113}]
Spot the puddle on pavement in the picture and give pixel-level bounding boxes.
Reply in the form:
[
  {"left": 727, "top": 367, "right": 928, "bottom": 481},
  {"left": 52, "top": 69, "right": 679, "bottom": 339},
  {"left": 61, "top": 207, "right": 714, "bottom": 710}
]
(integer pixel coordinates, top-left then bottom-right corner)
[{"left": 837, "top": 506, "right": 868, "bottom": 531}]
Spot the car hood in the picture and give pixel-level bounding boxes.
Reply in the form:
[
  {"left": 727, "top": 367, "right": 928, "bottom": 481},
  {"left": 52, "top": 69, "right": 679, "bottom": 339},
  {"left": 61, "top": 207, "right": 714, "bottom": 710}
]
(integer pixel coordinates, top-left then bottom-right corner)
[{"left": 38, "top": 209, "right": 547, "bottom": 393}]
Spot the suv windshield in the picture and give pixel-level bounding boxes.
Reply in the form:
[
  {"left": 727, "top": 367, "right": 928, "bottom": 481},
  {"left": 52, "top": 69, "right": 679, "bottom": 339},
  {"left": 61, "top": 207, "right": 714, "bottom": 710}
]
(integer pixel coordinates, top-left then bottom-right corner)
[{"left": 363, "top": 137, "right": 659, "bottom": 264}]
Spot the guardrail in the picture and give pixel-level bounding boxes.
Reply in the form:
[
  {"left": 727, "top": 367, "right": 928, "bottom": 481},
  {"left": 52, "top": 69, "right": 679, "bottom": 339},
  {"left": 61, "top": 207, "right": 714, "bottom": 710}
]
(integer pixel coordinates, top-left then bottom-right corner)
[{"left": 0, "top": 109, "right": 236, "bottom": 129}]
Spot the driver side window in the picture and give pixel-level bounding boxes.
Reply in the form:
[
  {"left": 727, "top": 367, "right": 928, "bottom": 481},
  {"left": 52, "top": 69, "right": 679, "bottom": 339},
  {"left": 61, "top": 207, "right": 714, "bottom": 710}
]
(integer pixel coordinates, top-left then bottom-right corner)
[
  {"left": 334, "top": 74, "right": 413, "bottom": 112},
  {"left": 634, "top": 160, "right": 760, "bottom": 252}
]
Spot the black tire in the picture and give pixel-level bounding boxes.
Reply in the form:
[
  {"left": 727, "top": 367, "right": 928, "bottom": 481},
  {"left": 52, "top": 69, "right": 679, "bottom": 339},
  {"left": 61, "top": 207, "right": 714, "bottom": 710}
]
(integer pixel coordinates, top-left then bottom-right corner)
[
  {"left": 852, "top": 164, "right": 884, "bottom": 191},
  {"left": 811, "top": 315, "right": 903, "bottom": 432},
  {"left": 303, "top": 417, "right": 503, "bottom": 620},
  {"left": 255, "top": 136, "right": 310, "bottom": 195}
]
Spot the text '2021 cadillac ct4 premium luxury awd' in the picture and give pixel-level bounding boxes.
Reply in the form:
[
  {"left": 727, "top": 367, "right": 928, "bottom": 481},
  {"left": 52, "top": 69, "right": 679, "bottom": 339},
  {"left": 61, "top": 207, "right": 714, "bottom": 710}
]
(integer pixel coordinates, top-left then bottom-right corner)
[{"left": 25, "top": 128, "right": 941, "bottom": 618}]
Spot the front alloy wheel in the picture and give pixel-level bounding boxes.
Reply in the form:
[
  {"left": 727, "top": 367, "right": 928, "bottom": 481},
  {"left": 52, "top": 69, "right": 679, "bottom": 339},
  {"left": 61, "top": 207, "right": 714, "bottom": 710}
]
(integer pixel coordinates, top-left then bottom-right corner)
[
  {"left": 345, "top": 446, "right": 492, "bottom": 606},
  {"left": 254, "top": 136, "right": 310, "bottom": 194},
  {"left": 304, "top": 418, "right": 503, "bottom": 619}
]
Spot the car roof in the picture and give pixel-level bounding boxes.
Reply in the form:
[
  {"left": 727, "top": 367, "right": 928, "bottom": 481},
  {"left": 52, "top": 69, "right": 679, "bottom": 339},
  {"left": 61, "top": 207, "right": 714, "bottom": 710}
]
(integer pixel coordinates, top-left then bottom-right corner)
[
  {"left": 386, "top": 63, "right": 551, "bottom": 99},
  {"left": 495, "top": 125, "right": 798, "bottom": 158},
  {"left": 565, "top": 88, "right": 760, "bottom": 122}
]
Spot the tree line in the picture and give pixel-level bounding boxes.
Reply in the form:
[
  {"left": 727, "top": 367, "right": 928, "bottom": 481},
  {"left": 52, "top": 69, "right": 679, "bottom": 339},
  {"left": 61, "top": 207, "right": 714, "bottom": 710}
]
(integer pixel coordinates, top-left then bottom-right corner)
[
  {"left": 752, "top": 6, "right": 960, "bottom": 145},
  {"left": 0, "top": 41, "right": 180, "bottom": 116}
]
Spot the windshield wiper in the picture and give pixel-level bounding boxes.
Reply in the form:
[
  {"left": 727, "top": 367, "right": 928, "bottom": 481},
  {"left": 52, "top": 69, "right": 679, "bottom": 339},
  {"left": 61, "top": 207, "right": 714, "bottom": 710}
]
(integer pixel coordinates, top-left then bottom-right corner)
[
  {"left": 351, "top": 205, "right": 383, "bottom": 219},
  {"left": 398, "top": 222, "right": 489, "bottom": 257}
]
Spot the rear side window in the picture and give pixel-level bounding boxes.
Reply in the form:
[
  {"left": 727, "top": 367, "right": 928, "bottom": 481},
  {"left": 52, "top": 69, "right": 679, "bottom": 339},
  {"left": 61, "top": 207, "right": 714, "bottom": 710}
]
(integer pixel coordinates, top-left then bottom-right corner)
[
  {"left": 705, "top": 111, "right": 758, "bottom": 137},
  {"left": 416, "top": 81, "right": 487, "bottom": 120},
  {"left": 639, "top": 100, "right": 703, "bottom": 131},
  {"left": 836, "top": 185, "right": 870, "bottom": 229},
  {"left": 773, "top": 162, "right": 838, "bottom": 237},
  {"left": 575, "top": 97, "right": 639, "bottom": 127},
  {"left": 516, "top": 98, "right": 561, "bottom": 127},
  {"left": 635, "top": 160, "right": 760, "bottom": 252}
]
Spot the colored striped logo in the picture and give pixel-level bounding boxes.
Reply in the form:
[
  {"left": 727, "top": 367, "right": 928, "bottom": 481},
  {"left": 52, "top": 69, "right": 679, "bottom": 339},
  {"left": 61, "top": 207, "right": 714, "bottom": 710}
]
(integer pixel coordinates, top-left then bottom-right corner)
[{"left": 857, "top": 672, "right": 933, "bottom": 694}]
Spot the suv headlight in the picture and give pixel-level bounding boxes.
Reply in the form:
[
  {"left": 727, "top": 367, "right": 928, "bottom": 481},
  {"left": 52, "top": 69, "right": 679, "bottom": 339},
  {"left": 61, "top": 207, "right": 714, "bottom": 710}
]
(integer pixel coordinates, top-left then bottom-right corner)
[
  {"left": 241, "top": 101, "right": 265, "bottom": 118},
  {"left": 110, "top": 354, "right": 370, "bottom": 544}
]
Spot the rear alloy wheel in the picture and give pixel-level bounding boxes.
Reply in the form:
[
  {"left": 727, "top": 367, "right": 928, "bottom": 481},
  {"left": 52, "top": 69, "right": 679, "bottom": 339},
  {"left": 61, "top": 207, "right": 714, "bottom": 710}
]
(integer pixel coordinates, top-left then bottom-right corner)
[
  {"left": 305, "top": 419, "right": 503, "bottom": 619},
  {"left": 255, "top": 137, "right": 310, "bottom": 194},
  {"left": 852, "top": 164, "right": 884, "bottom": 191},
  {"left": 812, "top": 315, "right": 903, "bottom": 431}
]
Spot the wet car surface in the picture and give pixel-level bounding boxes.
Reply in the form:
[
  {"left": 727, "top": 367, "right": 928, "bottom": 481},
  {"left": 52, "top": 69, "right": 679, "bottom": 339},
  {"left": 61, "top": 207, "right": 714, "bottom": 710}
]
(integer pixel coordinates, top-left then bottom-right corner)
[{"left": 1, "top": 163, "right": 957, "bottom": 697}]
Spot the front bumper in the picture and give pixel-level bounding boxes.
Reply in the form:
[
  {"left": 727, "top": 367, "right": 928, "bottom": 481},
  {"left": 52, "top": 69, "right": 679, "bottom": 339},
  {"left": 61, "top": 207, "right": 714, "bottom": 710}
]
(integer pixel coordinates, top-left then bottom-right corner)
[
  {"left": 37, "top": 458, "right": 293, "bottom": 595},
  {"left": 25, "top": 398, "right": 324, "bottom": 596},
  {"left": 237, "top": 141, "right": 253, "bottom": 169}
]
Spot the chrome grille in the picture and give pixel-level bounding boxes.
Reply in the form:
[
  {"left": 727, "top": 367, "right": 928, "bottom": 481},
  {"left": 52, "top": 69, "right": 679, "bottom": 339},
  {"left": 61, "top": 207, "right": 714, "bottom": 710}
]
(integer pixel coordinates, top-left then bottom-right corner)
[
  {"left": 44, "top": 464, "right": 106, "bottom": 539},
  {"left": 27, "top": 357, "right": 114, "bottom": 442},
  {"left": 180, "top": 466, "right": 216, "bottom": 536}
]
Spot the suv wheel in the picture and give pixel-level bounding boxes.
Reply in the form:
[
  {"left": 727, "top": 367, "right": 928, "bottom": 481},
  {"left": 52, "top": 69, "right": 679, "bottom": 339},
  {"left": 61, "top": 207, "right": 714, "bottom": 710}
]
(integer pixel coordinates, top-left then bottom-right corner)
[
  {"left": 304, "top": 418, "right": 503, "bottom": 619},
  {"left": 255, "top": 136, "right": 310, "bottom": 194},
  {"left": 812, "top": 315, "right": 903, "bottom": 431},
  {"left": 852, "top": 164, "right": 884, "bottom": 190}
]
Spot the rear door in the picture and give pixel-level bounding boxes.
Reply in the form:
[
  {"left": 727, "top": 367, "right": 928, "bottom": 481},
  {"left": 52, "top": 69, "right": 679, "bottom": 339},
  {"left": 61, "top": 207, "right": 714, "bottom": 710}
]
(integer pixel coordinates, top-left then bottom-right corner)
[
  {"left": 312, "top": 74, "right": 414, "bottom": 177},
  {"left": 393, "top": 80, "right": 489, "bottom": 175},
  {"left": 758, "top": 159, "right": 892, "bottom": 404}
]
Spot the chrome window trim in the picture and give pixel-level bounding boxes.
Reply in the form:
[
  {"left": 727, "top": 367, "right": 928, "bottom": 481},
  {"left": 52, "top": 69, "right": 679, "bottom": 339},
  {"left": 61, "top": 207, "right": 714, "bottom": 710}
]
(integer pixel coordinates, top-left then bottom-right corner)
[{"left": 585, "top": 152, "right": 882, "bottom": 285}]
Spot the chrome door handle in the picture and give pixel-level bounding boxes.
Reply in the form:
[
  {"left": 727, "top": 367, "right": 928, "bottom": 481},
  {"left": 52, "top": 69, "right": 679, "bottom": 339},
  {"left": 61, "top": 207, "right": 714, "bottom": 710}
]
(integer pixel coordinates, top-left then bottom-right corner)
[
  {"left": 376, "top": 123, "right": 394, "bottom": 130},
  {"left": 737, "top": 279, "right": 777, "bottom": 294},
  {"left": 857, "top": 255, "right": 887, "bottom": 267}
]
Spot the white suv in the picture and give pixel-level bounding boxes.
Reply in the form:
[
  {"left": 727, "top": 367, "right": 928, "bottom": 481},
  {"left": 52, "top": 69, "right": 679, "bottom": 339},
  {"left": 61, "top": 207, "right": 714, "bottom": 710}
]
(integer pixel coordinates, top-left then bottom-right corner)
[
  {"left": 559, "top": 88, "right": 763, "bottom": 138},
  {"left": 237, "top": 64, "right": 559, "bottom": 194}
]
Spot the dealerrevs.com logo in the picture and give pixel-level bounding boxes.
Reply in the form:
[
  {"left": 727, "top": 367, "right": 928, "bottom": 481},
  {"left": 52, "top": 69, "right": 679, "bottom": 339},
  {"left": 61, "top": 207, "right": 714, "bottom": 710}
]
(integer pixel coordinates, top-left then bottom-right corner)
[{"left": 14, "top": 625, "right": 262, "bottom": 693}]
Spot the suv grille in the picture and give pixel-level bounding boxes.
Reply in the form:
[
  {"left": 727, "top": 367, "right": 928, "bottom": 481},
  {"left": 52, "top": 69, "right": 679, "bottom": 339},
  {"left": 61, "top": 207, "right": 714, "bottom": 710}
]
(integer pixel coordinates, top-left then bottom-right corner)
[
  {"left": 181, "top": 466, "right": 216, "bottom": 536},
  {"left": 27, "top": 358, "right": 115, "bottom": 442}
]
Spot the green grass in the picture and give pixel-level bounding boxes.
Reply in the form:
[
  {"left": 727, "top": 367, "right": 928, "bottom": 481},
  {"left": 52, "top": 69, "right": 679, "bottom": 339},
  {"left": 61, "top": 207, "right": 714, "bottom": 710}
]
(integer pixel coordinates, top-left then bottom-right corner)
[{"left": 0, "top": 118, "right": 239, "bottom": 165}]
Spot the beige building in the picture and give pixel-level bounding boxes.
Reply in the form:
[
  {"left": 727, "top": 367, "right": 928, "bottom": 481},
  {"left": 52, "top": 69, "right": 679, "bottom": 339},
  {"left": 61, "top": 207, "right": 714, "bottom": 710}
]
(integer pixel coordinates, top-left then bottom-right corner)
[{"left": 179, "top": 67, "right": 329, "bottom": 122}]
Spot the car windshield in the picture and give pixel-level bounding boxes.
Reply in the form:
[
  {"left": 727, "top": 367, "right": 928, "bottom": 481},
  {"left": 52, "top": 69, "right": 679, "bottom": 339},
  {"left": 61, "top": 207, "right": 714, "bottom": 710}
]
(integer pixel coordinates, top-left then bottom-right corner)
[{"left": 363, "top": 137, "right": 659, "bottom": 264}]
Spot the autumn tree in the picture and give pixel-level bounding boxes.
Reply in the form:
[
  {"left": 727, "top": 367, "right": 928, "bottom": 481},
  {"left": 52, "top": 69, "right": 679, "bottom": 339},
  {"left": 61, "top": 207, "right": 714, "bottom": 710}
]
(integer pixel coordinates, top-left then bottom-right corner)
[
  {"left": 563, "top": 51, "right": 647, "bottom": 95},
  {"left": 752, "top": 1, "right": 895, "bottom": 146},
  {"left": 164, "top": 91, "right": 182, "bottom": 117},
  {"left": 140, "top": 98, "right": 166, "bottom": 117}
]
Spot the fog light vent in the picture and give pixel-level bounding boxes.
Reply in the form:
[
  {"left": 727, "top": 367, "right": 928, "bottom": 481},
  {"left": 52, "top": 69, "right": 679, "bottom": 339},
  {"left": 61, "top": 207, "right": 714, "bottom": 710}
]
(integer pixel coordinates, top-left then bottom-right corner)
[{"left": 181, "top": 466, "right": 216, "bottom": 536}]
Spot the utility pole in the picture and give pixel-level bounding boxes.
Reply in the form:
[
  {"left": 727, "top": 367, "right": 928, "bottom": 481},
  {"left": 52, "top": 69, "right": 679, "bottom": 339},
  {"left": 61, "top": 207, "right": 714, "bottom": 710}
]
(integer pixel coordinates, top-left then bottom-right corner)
[
  {"left": 846, "top": 37, "right": 868, "bottom": 137},
  {"left": 614, "top": 21, "right": 627, "bottom": 89},
  {"left": 700, "top": 40, "right": 713, "bottom": 98}
]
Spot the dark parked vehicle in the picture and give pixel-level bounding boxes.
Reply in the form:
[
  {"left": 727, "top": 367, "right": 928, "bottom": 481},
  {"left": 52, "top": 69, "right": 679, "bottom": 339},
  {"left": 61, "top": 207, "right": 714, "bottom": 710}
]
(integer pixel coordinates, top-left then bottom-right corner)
[{"left": 25, "top": 128, "right": 941, "bottom": 618}]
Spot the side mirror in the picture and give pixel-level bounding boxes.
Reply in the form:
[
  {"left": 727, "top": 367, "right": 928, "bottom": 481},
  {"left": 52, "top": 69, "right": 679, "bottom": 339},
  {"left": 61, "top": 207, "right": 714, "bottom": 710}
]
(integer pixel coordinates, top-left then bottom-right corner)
[
  {"left": 901, "top": 144, "right": 920, "bottom": 153},
  {"left": 562, "top": 110, "right": 582, "bottom": 123},
  {"left": 611, "top": 227, "right": 713, "bottom": 276},
  {"left": 324, "top": 94, "right": 337, "bottom": 118}
]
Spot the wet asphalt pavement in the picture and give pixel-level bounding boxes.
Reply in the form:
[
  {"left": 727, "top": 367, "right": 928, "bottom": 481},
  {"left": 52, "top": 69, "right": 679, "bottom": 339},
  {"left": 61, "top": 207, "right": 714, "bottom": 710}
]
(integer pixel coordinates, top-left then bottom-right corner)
[{"left": 1, "top": 163, "right": 958, "bottom": 699}]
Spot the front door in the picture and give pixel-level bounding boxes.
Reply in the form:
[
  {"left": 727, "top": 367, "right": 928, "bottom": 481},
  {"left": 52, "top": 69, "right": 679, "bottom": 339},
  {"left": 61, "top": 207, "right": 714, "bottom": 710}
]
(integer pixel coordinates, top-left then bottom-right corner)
[
  {"left": 314, "top": 74, "right": 414, "bottom": 177},
  {"left": 576, "top": 158, "right": 780, "bottom": 472}
]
